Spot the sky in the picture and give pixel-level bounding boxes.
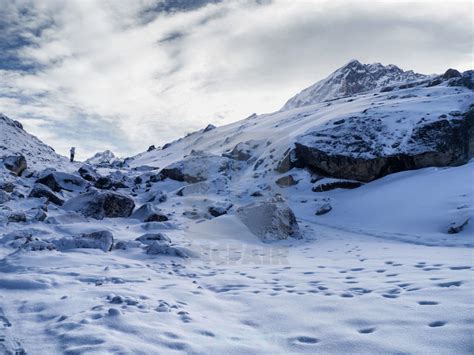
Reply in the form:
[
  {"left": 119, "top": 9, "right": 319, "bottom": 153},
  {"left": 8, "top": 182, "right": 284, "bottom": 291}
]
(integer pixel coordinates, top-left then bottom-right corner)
[{"left": 0, "top": 0, "right": 472, "bottom": 160}]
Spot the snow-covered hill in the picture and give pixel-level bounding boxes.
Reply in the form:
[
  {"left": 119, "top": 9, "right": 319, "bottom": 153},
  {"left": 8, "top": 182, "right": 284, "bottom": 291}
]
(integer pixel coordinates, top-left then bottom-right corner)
[
  {"left": 0, "top": 61, "right": 473, "bottom": 354},
  {"left": 0, "top": 113, "right": 70, "bottom": 170},
  {"left": 282, "top": 59, "right": 428, "bottom": 110}
]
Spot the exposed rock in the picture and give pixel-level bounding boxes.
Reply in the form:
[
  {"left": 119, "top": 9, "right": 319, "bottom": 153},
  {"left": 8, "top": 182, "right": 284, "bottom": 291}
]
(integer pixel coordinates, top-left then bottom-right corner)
[
  {"left": 275, "top": 149, "right": 301, "bottom": 173},
  {"left": 36, "top": 171, "right": 88, "bottom": 192},
  {"left": 130, "top": 203, "right": 168, "bottom": 222},
  {"left": 136, "top": 233, "right": 171, "bottom": 245},
  {"left": 29, "top": 184, "right": 65, "bottom": 206},
  {"left": 236, "top": 196, "right": 301, "bottom": 242},
  {"left": 224, "top": 142, "right": 254, "bottom": 161},
  {"left": 147, "top": 145, "right": 156, "bottom": 152},
  {"left": 53, "top": 231, "right": 114, "bottom": 252},
  {"left": 78, "top": 165, "right": 99, "bottom": 182},
  {"left": 8, "top": 211, "right": 26, "bottom": 223},
  {"left": 203, "top": 124, "right": 216, "bottom": 132},
  {"left": 63, "top": 191, "right": 135, "bottom": 219},
  {"left": 3, "top": 155, "right": 27, "bottom": 176},
  {"left": 208, "top": 202, "right": 233, "bottom": 217},
  {"left": 160, "top": 151, "right": 235, "bottom": 183},
  {"left": 443, "top": 68, "right": 461, "bottom": 80},
  {"left": 275, "top": 175, "right": 298, "bottom": 187},
  {"left": 295, "top": 108, "right": 474, "bottom": 182},
  {"left": 0, "top": 182, "right": 15, "bottom": 193},
  {"left": 447, "top": 218, "right": 469, "bottom": 234},
  {"left": 315, "top": 203, "right": 332, "bottom": 215},
  {"left": 312, "top": 180, "right": 363, "bottom": 192},
  {"left": 33, "top": 208, "right": 47, "bottom": 222}
]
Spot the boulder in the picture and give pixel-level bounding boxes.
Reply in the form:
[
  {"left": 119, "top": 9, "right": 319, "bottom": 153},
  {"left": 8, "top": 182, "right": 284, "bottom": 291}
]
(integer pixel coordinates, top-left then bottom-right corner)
[
  {"left": 203, "top": 124, "right": 216, "bottom": 132},
  {"left": 36, "top": 171, "right": 88, "bottom": 192},
  {"left": 8, "top": 211, "right": 27, "bottom": 223},
  {"left": 275, "top": 149, "right": 301, "bottom": 173},
  {"left": 3, "top": 155, "right": 27, "bottom": 176},
  {"left": 78, "top": 165, "right": 99, "bottom": 182},
  {"left": 224, "top": 142, "right": 254, "bottom": 161},
  {"left": 294, "top": 108, "right": 474, "bottom": 182},
  {"left": 442, "top": 68, "right": 461, "bottom": 80},
  {"left": 315, "top": 203, "right": 332, "bottom": 215},
  {"left": 29, "top": 184, "right": 65, "bottom": 206},
  {"left": 130, "top": 203, "right": 168, "bottom": 222},
  {"left": 447, "top": 218, "right": 469, "bottom": 234},
  {"left": 208, "top": 202, "right": 233, "bottom": 217},
  {"left": 0, "top": 182, "right": 15, "bottom": 193},
  {"left": 63, "top": 191, "right": 135, "bottom": 219},
  {"left": 275, "top": 175, "right": 298, "bottom": 187},
  {"left": 53, "top": 231, "right": 114, "bottom": 252},
  {"left": 160, "top": 151, "right": 235, "bottom": 183},
  {"left": 136, "top": 233, "right": 171, "bottom": 245},
  {"left": 236, "top": 196, "right": 301, "bottom": 242}
]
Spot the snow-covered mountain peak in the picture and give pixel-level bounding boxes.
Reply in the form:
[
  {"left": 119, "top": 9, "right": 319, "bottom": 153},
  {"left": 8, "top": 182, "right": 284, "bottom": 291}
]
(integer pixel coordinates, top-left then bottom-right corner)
[
  {"left": 282, "top": 60, "right": 428, "bottom": 110},
  {"left": 85, "top": 149, "right": 121, "bottom": 167}
]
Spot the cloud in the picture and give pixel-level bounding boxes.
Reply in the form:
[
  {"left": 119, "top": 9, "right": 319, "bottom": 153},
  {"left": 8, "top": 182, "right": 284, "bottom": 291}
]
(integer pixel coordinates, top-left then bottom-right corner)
[{"left": 0, "top": 0, "right": 472, "bottom": 160}]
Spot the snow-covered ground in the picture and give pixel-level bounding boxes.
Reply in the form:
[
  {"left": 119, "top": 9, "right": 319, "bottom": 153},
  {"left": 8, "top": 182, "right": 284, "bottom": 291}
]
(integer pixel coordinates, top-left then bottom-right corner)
[{"left": 0, "top": 62, "right": 472, "bottom": 354}]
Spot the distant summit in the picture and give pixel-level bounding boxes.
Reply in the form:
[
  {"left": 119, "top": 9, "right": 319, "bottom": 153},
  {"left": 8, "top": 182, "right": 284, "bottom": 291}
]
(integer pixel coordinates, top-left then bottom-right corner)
[{"left": 282, "top": 59, "right": 427, "bottom": 110}]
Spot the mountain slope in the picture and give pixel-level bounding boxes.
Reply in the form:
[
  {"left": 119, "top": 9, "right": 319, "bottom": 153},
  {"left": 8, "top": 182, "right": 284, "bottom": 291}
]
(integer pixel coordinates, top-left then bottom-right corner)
[
  {"left": 0, "top": 113, "right": 70, "bottom": 170},
  {"left": 282, "top": 59, "right": 428, "bottom": 110}
]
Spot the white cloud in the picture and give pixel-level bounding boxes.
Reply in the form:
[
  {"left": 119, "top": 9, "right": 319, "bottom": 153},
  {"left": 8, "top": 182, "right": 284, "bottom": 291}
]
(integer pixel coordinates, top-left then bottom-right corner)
[{"left": 1, "top": 0, "right": 472, "bottom": 160}]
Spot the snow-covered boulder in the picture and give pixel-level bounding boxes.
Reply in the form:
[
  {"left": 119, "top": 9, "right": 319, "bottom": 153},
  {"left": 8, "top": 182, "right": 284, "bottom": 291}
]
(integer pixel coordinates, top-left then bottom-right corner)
[
  {"left": 236, "top": 196, "right": 301, "bottom": 242},
  {"left": 53, "top": 231, "right": 114, "bottom": 252},
  {"left": 3, "top": 155, "right": 27, "bottom": 176},
  {"left": 160, "top": 151, "right": 236, "bottom": 183},
  {"left": 63, "top": 191, "right": 135, "bottom": 219},
  {"left": 130, "top": 203, "right": 168, "bottom": 222},
  {"left": 78, "top": 165, "right": 99, "bottom": 182},
  {"left": 7, "top": 211, "right": 27, "bottom": 223},
  {"left": 0, "top": 190, "right": 10, "bottom": 204},
  {"left": 208, "top": 202, "right": 233, "bottom": 217},
  {"left": 146, "top": 241, "right": 189, "bottom": 258},
  {"left": 36, "top": 171, "right": 89, "bottom": 192},
  {"left": 29, "top": 184, "right": 65, "bottom": 205},
  {"left": 295, "top": 106, "right": 474, "bottom": 182},
  {"left": 136, "top": 233, "right": 171, "bottom": 245}
]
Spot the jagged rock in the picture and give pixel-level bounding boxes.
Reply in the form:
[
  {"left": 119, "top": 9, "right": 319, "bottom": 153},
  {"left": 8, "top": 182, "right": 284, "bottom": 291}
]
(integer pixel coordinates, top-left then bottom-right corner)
[
  {"left": 275, "top": 149, "right": 301, "bottom": 173},
  {"left": 147, "top": 145, "right": 156, "bottom": 152},
  {"left": 8, "top": 211, "right": 26, "bottom": 223},
  {"left": 78, "top": 165, "right": 99, "bottom": 182},
  {"left": 203, "top": 124, "right": 216, "bottom": 132},
  {"left": 130, "top": 203, "right": 168, "bottom": 222},
  {"left": 63, "top": 191, "right": 135, "bottom": 219},
  {"left": 315, "top": 203, "right": 332, "bottom": 215},
  {"left": 295, "top": 107, "right": 474, "bottom": 182},
  {"left": 53, "top": 231, "right": 114, "bottom": 252},
  {"left": 29, "top": 184, "right": 65, "bottom": 206},
  {"left": 3, "top": 155, "right": 27, "bottom": 176},
  {"left": 275, "top": 175, "right": 298, "bottom": 187},
  {"left": 136, "top": 233, "right": 171, "bottom": 245},
  {"left": 36, "top": 171, "right": 88, "bottom": 192},
  {"left": 33, "top": 208, "right": 47, "bottom": 222},
  {"left": 312, "top": 180, "right": 363, "bottom": 192},
  {"left": 224, "top": 142, "right": 254, "bottom": 161},
  {"left": 448, "top": 70, "right": 474, "bottom": 90},
  {"left": 236, "top": 196, "right": 301, "bottom": 242},
  {"left": 447, "top": 218, "right": 469, "bottom": 234}
]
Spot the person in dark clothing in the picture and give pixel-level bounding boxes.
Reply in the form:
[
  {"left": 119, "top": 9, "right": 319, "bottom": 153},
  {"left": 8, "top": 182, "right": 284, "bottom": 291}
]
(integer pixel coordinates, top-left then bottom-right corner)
[{"left": 70, "top": 147, "right": 76, "bottom": 162}]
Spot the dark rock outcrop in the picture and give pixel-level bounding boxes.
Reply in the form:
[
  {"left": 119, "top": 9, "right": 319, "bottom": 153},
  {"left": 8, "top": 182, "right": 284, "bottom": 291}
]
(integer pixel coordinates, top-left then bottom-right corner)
[
  {"left": 63, "top": 191, "right": 135, "bottom": 219},
  {"left": 275, "top": 175, "right": 298, "bottom": 187},
  {"left": 29, "top": 184, "right": 65, "bottom": 205},
  {"left": 78, "top": 165, "right": 99, "bottom": 182},
  {"left": 36, "top": 171, "right": 88, "bottom": 192},
  {"left": 130, "top": 203, "right": 168, "bottom": 222},
  {"left": 295, "top": 108, "right": 474, "bottom": 182},
  {"left": 312, "top": 180, "right": 363, "bottom": 192},
  {"left": 3, "top": 155, "right": 27, "bottom": 176}
]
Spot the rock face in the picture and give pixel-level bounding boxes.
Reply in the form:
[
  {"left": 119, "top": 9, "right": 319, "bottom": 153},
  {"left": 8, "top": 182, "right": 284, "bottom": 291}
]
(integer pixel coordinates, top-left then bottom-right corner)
[
  {"left": 3, "top": 155, "right": 27, "bottom": 176},
  {"left": 64, "top": 191, "right": 135, "bottom": 219},
  {"left": 36, "top": 171, "right": 88, "bottom": 192},
  {"left": 295, "top": 108, "right": 474, "bottom": 182},
  {"left": 29, "top": 184, "right": 65, "bottom": 205},
  {"left": 236, "top": 196, "right": 301, "bottom": 242}
]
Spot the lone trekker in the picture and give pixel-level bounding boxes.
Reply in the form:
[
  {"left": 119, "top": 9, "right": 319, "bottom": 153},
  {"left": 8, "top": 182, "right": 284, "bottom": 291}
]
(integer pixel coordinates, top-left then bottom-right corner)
[{"left": 70, "top": 147, "right": 76, "bottom": 162}]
